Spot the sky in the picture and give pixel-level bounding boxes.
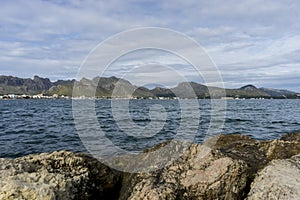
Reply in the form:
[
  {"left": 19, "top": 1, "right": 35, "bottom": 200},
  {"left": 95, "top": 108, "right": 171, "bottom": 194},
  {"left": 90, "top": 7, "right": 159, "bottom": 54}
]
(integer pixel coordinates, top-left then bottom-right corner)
[{"left": 1, "top": 0, "right": 300, "bottom": 91}]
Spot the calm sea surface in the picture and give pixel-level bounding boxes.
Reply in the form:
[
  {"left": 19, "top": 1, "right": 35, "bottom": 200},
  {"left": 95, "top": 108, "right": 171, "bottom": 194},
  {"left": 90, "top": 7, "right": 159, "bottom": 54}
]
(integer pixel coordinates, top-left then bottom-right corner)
[{"left": 0, "top": 99, "right": 299, "bottom": 158}]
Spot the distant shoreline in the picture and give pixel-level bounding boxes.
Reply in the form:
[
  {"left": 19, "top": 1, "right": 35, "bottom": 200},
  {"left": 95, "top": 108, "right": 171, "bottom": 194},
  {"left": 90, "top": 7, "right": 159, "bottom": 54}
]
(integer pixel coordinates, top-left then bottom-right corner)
[
  {"left": 1, "top": 95, "right": 299, "bottom": 100},
  {"left": 1, "top": 75, "right": 299, "bottom": 99}
]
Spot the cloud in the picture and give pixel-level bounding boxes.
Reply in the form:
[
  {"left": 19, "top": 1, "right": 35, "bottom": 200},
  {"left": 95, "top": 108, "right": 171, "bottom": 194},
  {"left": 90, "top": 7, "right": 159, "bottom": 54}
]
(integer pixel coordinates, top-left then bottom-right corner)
[{"left": 0, "top": 0, "right": 299, "bottom": 91}]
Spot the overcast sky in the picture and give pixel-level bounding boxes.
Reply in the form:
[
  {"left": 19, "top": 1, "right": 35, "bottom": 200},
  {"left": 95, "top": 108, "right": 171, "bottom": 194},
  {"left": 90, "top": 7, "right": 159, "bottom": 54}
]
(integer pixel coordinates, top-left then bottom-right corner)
[{"left": 1, "top": 0, "right": 300, "bottom": 91}]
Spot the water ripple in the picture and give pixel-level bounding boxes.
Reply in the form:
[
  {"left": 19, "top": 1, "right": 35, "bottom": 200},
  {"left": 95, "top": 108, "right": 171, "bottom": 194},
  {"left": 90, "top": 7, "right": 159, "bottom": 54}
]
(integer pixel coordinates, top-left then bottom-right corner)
[{"left": 0, "top": 99, "right": 300, "bottom": 158}]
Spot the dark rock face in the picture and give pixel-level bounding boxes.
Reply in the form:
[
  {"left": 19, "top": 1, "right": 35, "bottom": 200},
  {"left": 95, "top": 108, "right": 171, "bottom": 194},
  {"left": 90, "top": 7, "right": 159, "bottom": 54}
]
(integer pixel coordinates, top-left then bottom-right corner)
[
  {"left": 209, "top": 134, "right": 300, "bottom": 177},
  {"left": 0, "top": 75, "right": 24, "bottom": 86},
  {"left": 0, "top": 75, "right": 53, "bottom": 94},
  {"left": 0, "top": 133, "right": 300, "bottom": 200},
  {"left": 30, "top": 76, "right": 53, "bottom": 91}
]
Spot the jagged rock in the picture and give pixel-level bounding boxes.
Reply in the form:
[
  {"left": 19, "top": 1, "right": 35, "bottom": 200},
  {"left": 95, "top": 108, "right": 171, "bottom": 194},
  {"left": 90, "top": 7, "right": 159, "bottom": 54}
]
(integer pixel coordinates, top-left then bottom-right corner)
[
  {"left": 0, "top": 151, "right": 121, "bottom": 200},
  {"left": 0, "top": 75, "right": 53, "bottom": 94},
  {"left": 210, "top": 134, "right": 300, "bottom": 177},
  {"left": 258, "top": 139, "right": 300, "bottom": 161},
  {"left": 247, "top": 154, "right": 300, "bottom": 200},
  {"left": 120, "top": 142, "right": 249, "bottom": 200},
  {"left": 208, "top": 134, "right": 268, "bottom": 178}
]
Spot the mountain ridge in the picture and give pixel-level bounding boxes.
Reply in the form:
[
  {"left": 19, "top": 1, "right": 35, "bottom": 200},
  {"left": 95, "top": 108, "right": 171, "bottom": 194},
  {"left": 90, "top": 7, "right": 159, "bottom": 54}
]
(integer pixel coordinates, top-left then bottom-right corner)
[{"left": 0, "top": 75, "right": 298, "bottom": 99}]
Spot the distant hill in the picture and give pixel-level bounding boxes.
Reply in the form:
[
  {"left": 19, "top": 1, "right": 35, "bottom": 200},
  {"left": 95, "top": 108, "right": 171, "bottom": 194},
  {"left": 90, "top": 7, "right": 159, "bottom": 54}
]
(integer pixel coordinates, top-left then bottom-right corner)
[
  {"left": 0, "top": 75, "right": 298, "bottom": 99},
  {"left": 259, "top": 87, "right": 297, "bottom": 98},
  {"left": 0, "top": 75, "right": 52, "bottom": 95},
  {"left": 71, "top": 76, "right": 154, "bottom": 98},
  {"left": 150, "top": 87, "right": 175, "bottom": 97},
  {"left": 224, "top": 85, "right": 271, "bottom": 98}
]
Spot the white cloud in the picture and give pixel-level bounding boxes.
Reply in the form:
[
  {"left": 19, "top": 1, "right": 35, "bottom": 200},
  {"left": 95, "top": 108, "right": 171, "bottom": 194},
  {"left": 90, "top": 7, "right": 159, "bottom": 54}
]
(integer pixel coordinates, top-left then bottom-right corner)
[{"left": 0, "top": 0, "right": 299, "bottom": 91}]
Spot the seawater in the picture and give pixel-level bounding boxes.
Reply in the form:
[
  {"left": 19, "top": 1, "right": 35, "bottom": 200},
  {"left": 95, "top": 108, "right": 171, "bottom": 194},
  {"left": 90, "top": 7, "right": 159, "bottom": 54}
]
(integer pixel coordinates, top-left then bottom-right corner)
[{"left": 0, "top": 99, "right": 299, "bottom": 158}]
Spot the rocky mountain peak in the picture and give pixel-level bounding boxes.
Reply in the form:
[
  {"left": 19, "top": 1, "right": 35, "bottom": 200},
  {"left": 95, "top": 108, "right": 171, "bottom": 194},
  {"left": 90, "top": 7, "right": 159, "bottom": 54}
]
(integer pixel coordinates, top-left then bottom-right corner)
[{"left": 240, "top": 84, "right": 258, "bottom": 91}]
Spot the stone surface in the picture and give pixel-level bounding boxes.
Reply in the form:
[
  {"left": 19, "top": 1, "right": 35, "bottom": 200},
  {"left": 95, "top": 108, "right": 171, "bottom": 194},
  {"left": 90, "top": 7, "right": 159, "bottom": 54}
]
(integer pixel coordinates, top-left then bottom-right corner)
[
  {"left": 0, "top": 151, "right": 121, "bottom": 200},
  {"left": 247, "top": 154, "right": 300, "bottom": 200},
  {"left": 120, "top": 142, "right": 249, "bottom": 200}
]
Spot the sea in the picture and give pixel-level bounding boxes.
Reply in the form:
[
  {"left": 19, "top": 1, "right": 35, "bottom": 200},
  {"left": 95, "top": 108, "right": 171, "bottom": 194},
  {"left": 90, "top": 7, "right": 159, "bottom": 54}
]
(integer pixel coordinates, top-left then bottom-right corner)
[{"left": 1, "top": 99, "right": 300, "bottom": 158}]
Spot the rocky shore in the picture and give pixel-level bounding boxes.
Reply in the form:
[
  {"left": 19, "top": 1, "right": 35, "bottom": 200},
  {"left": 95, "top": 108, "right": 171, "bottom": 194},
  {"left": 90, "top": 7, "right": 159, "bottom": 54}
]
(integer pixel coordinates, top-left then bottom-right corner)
[{"left": 0, "top": 133, "right": 300, "bottom": 200}]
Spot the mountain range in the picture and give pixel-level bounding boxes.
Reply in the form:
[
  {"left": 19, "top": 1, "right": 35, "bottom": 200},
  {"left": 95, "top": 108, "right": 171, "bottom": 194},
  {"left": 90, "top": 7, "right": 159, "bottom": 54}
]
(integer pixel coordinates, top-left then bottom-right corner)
[{"left": 0, "top": 75, "right": 298, "bottom": 99}]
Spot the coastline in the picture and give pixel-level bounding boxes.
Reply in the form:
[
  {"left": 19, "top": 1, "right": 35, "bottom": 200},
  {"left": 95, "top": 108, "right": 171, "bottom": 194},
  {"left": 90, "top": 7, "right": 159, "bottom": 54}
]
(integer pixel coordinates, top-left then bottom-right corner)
[
  {"left": 1, "top": 95, "right": 299, "bottom": 100},
  {"left": 0, "top": 132, "right": 299, "bottom": 200}
]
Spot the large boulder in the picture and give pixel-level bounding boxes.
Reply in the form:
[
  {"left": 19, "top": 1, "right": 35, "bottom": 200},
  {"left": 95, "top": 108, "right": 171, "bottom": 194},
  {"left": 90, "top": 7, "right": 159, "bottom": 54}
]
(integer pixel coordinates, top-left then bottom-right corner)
[
  {"left": 0, "top": 151, "right": 121, "bottom": 200},
  {"left": 247, "top": 154, "right": 300, "bottom": 200},
  {"left": 120, "top": 142, "right": 249, "bottom": 200}
]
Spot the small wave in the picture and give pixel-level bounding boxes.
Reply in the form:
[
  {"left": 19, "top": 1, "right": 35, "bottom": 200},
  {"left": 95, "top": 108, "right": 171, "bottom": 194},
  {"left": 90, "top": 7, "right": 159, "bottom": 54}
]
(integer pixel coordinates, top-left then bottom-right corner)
[
  {"left": 271, "top": 121, "right": 285, "bottom": 124},
  {"left": 226, "top": 118, "right": 251, "bottom": 123},
  {"left": 132, "top": 118, "right": 151, "bottom": 123},
  {"left": 18, "top": 113, "right": 34, "bottom": 117},
  {"left": 291, "top": 122, "right": 300, "bottom": 125}
]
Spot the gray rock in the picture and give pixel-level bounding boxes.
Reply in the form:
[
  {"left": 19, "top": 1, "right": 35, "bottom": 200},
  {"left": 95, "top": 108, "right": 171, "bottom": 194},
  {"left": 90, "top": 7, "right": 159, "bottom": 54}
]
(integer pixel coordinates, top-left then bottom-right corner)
[
  {"left": 247, "top": 154, "right": 300, "bottom": 200},
  {"left": 120, "top": 142, "right": 249, "bottom": 200},
  {"left": 0, "top": 151, "right": 121, "bottom": 200}
]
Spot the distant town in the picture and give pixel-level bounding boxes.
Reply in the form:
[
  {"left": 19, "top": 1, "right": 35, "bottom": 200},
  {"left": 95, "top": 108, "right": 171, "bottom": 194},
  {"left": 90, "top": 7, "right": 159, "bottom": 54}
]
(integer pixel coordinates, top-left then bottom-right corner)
[
  {"left": 1, "top": 93, "right": 300, "bottom": 100},
  {"left": 0, "top": 93, "right": 68, "bottom": 100}
]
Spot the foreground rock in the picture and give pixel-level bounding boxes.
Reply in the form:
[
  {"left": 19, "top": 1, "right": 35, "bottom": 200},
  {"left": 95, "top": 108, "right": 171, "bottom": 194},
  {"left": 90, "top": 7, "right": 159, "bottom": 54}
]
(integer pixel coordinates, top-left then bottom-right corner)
[
  {"left": 0, "top": 133, "right": 299, "bottom": 200},
  {"left": 247, "top": 154, "right": 300, "bottom": 200},
  {"left": 120, "top": 133, "right": 300, "bottom": 200},
  {"left": 0, "top": 151, "right": 121, "bottom": 200},
  {"left": 120, "top": 143, "right": 249, "bottom": 200}
]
